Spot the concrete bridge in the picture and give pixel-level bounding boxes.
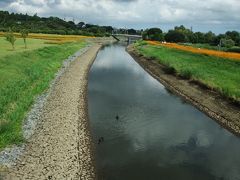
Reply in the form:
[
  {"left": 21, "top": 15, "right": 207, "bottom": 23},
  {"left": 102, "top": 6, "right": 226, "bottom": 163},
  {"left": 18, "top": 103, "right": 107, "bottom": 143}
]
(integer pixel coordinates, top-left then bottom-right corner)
[{"left": 111, "top": 34, "right": 142, "bottom": 43}]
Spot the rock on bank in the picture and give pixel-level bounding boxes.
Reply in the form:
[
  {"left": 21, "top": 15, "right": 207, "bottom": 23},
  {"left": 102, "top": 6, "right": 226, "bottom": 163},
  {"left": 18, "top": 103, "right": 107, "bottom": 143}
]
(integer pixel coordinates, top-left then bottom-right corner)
[{"left": 7, "top": 44, "right": 102, "bottom": 180}]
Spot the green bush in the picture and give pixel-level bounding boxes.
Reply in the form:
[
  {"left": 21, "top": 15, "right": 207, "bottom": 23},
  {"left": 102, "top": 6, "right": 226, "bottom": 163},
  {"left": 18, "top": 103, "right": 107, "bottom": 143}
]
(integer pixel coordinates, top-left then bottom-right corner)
[
  {"left": 227, "top": 47, "right": 240, "bottom": 53},
  {"left": 142, "top": 28, "right": 164, "bottom": 41},
  {"left": 221, "top": 38, "right": 235, "bottom": 48},
  {"left": 163, "top": 66, "right": 176, "bottom": 74},
  {"left": 180, "top": 69, "right": 192, "bottom": 79},
  {"left": 165, "top": 30, "right": 186, "bottom": 43},
  {"left": 5, "top": 28, "right": 16, "bottom": 50}
]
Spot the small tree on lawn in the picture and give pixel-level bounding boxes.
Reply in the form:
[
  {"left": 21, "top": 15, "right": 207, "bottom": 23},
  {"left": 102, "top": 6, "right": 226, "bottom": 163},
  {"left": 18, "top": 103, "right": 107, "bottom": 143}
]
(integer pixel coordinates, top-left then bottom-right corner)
[
  {"left": 5, "top": 28, "right": 16, "bottom": 50},
  {"left": 20, "top": 29, "right": 29, "bottom": 49}
]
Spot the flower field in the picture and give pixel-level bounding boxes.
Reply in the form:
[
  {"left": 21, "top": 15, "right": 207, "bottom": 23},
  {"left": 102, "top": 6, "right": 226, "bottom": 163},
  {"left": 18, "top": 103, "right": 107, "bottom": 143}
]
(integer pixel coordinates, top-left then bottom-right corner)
[
  {"left": 0, "top": 32, "right": 93, "bottom": 44},
  {"left": 0, "top": 32, "right": 94, "bottom": 57},
  {"left": 147, "top": 41, "right": 240, "bottom": 61}
]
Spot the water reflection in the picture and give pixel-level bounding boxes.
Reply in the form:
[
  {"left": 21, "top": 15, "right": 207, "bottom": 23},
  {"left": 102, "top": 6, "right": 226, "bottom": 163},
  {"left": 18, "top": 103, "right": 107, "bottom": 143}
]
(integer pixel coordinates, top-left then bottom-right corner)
[{"left": 88, "top": 44, "right": 240, "bottom": 180}]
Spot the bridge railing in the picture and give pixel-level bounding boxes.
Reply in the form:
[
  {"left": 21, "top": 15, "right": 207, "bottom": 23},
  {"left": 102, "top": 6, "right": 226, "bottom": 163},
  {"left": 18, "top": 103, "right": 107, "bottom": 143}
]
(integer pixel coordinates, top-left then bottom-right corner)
[{"left": 111, "top": 34, "right": 142, "bottom": 38}]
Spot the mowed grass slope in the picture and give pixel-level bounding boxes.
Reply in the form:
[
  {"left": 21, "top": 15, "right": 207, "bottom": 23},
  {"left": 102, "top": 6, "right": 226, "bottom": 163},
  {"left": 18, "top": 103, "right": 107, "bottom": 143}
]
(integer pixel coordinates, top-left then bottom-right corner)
[
  {"left": 179, "top": 43, "right": 240, "bottom": 53},
  {"left": 0, "top": 37, "right": 52, "bottom": 58},
  {"left": 135, "top": 41, "right": 240, "bottom": 102},
  {"left": 0, "top": 40, "right": 87, "bottom": 149}
]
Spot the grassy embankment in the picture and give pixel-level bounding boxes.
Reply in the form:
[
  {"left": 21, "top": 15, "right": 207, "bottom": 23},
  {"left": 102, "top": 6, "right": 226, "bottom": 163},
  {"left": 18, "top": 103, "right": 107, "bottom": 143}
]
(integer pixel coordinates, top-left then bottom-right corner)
[
  {"left": 0, "top": 34, "right": 89, "bottom": 149},
  {"left": 134, "top": 41, "right": 240, "bottom": 103},
  {"left": 178, "top": 43, "right": 240, "bottom": 53},
  {"left": 179, "top": 43, "right": 227, "bottom": 51},
  {"left": 0, "top": 37, "right": 52, "bottom": 57}
]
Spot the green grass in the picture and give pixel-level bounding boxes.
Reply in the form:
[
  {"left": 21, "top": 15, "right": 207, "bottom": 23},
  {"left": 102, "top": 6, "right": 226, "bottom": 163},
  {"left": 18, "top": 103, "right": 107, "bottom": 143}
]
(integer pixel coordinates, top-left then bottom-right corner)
[
  {"left": 0, "top": 41, "right": 87, "bottom": 149},
  {"left": 179, "top": 43, "right": 226, "bottom": 51},
  {"left": 0, "top": 37, "right": 52, "bottom": 58},
  {"left": 179, "top": 43, "right": 240, "bottom": 53},
  {"left": 135, "top": 41, "right": 240, "bottom": 102}
]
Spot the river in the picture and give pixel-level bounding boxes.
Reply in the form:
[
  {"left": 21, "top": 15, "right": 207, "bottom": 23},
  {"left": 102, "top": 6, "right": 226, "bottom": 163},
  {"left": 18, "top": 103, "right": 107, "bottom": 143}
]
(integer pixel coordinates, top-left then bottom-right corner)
[{"left": 88, "top": 43, "right": 240, "bottom": 180}]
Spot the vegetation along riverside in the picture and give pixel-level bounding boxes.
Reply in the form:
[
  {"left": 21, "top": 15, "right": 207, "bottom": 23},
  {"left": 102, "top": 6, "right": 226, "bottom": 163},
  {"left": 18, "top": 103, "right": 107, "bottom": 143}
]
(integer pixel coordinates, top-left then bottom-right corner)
[
  {"left": 0, "top": 7, "right": 240, "bottom": 180},
  {"left": 0, "top": 8, "right": 240, "bottom": 155},
  {"left": 0, "top": 31, "right": 89, "bottom": 149}
]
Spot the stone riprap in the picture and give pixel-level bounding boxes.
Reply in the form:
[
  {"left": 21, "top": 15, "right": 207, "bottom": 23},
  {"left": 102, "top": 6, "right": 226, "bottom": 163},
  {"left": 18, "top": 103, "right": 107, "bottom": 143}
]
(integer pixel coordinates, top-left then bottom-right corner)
[{"left": 5, "top": 44, "right": 102, "bottom": 180}]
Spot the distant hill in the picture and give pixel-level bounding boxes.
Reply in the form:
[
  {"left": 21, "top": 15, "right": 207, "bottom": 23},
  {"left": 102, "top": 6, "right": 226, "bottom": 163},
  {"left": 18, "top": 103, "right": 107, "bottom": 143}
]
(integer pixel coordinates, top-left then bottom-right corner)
[{"left": 0, "top": 11, "right": 116, "bottom": 36}]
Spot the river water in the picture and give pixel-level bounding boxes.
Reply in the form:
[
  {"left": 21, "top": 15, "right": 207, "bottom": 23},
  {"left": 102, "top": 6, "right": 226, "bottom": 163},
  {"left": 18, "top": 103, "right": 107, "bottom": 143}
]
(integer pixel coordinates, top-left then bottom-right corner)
[{"left": 88, "top": 43, "right": 240, "bottom": 180}]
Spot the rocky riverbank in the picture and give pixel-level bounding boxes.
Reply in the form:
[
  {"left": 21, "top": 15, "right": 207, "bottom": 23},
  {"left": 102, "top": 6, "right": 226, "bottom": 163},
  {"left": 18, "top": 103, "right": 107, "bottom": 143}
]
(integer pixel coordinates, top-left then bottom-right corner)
[{"left": 127, "top": 44, "right": 240, "bottom": 136}]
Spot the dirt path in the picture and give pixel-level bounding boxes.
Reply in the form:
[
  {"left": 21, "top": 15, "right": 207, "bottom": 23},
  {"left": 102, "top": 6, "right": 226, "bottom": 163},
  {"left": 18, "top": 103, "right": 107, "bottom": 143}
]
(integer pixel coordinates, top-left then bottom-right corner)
[
  {"left": 127, "top": 45, "right": 240, "bottom": 136},
  {"left": 6, "top": 44, "right": 102, "bottom": 180}
]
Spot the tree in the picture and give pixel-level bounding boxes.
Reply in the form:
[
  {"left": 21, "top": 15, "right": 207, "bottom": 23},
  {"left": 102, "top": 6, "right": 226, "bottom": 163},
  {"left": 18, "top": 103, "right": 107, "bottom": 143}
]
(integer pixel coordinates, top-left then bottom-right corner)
[
  {"left": 143, "top": 28, "right": 164, "bottom": 41},
  {"left": 174, "top": 25, "right": 190, "bottom": 33},
  {"left": 164, "top": 25, "right": 194, "bottom": 43},
  {"left": 20, "top": 29, "right": 28, "bottom": 49},
  {"left": 127, "top": 28, "right": 137, "bottom": 35},
  {"left": 212, "top": 34, "right": 226, "bottom": 46},
  {"left": 236, "top": 37, "right": 240, "bottom": 46},
  {"left": 221, "top": 38, "right": 235, "bottom": 48},
  {"left": 165, "top": 30, "right": 186, "bottom": 43},
  {"left": 204, "top": 31, "right": 216, "bottom": 44},
  {"left": 0, "top": 10, "right": 148, "bottom": 37},
  {"left": 77, "top": 21, "right": 85, "bottom": 28},
  {"left": 102, "top": 26, "right": 114, "bottom": 33},
  {"left": 225, "top": 31, "right": 240, "bottom": 46},
  {"left": 193, "top": 32, "right": 205, "bottom": 43},
  {"left": 5, "top": 28, "right": 16, "bottom": 50},
  {"left": 225, "top": 31, "right": 239, "bottom": 42},
  {"left": 174, "top": 25, "right": 192, "bottom": 42}
]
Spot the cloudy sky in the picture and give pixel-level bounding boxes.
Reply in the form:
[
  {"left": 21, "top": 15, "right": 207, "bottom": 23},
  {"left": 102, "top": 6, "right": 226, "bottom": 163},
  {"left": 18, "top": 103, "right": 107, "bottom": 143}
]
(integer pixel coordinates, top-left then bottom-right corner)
[{"left": 0, "top": 0, "right": 240, "bottom": 33}]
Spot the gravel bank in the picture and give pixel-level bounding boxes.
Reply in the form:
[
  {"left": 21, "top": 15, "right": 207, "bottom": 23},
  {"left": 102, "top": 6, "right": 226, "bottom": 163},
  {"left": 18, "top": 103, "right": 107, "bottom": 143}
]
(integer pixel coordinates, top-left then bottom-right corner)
[
  {"left": 3, "top": 43, "right": 102, "bottom": 179},
  {"left": 0, "top": 45, "right": 91, "bottom": 171}
]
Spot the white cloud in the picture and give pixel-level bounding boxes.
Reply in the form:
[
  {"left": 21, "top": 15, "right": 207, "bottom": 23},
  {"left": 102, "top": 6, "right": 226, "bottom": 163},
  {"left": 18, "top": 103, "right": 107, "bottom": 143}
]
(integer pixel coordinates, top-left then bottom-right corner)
[{"left": 1, "top": 0, "right": 240, "bottom": 33}]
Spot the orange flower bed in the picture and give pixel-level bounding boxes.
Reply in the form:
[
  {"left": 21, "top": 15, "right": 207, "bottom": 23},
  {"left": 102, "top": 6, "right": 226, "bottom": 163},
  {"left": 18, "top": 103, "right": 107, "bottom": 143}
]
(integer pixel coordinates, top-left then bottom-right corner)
[{"left": 146, "top": 41, "right": 240, "bottom": 61}]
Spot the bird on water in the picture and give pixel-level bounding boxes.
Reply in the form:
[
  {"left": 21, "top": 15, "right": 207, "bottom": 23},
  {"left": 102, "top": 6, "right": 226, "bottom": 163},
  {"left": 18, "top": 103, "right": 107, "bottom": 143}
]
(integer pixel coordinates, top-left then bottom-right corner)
[{"left": 98, "top": 137, "right": 104, "bottom": 144}]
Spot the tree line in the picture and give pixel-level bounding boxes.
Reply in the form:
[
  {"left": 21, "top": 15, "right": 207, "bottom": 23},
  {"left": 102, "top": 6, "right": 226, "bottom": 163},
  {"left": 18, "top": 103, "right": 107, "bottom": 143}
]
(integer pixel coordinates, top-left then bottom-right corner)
[
  {"left": 2, "top": 10, "right": 240, "bottom": 52},
  {"left": 0, "top": 11, "right": 141, "bottom": 37},
  {"left": 143, "top": 26, "right": 240, "bottom": 50},
  {"left": 0, "top": 10, "right": 112, "bottom": 36}
]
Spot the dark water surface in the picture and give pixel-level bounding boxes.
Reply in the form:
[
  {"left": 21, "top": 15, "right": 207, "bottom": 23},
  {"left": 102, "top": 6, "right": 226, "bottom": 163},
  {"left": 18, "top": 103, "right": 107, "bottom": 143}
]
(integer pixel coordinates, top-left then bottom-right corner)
[{"left": 88, "top": 44, "right": 240, "bottom": 180}]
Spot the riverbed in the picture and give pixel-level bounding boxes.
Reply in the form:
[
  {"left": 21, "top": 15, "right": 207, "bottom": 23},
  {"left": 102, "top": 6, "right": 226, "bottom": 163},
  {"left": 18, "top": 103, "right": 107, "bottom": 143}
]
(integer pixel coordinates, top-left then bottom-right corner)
[{"left": 88, "top": 43, "right": 240, "bottom": 180}]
